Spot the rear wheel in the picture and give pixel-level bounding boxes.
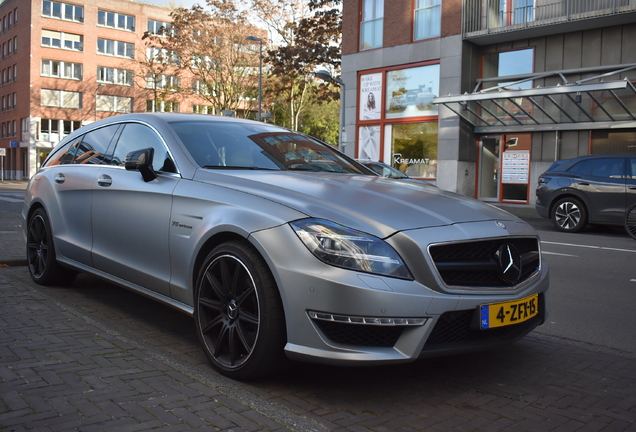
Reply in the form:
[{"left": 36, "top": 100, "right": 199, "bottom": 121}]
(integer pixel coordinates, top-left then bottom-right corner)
[
  {"left": 551, "top": 197, "right": 587, "bottom": 233},
  {"left": 625, "top": 204, "right": 636, "bottom": 240},
  {"left": 194, "top": 240, "right": 286, "bottom": 380},
  {"left": 26, "top": 208, "right": 77, "bottom": 285}
]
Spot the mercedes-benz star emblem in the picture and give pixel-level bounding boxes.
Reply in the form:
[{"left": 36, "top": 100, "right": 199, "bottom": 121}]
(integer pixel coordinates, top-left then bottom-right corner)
[
  {"left": 496, "top": 221, "right": 506, "bottom": 229},
  {"left": 494, "top": 243, "right": 522, "bottom": 284}
]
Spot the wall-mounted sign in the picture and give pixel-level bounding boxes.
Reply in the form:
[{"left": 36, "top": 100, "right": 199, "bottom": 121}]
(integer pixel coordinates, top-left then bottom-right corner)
[
  {"left": 10, "top": 141, "right": 18, "bottom": 148},
  {"left": 501, "top": 150, "right": 529, "bottom": 184}
]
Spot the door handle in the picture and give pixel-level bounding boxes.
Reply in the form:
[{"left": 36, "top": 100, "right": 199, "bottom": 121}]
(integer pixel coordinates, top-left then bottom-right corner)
[
  {"left": 576, "top": 182, "right": 589, "bottom": 186},
  {"left": 629, "top": 186, "right": 636, "bottom": 190},
  {"left": 54, "top": 173, "right": 65, "bottom": 184},
  {"left": 97, "top": 175, "right": 112, "bottom": 187}
]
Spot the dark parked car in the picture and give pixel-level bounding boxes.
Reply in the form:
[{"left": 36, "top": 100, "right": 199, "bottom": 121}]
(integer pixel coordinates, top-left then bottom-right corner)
[
  {"left": 358, "top": 159, "right": 410, "bottom": 179},
  {"left": 535, "top": 154, "right": 636, "bottom": 233}
]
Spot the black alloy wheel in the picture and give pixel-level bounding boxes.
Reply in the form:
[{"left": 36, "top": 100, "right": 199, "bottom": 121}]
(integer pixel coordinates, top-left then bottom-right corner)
[
  {"left": 27, "top": 208, "right": 77, "bottom": 285},
  {"left": 551, "top": 197, "right": 587, "bottom": 233},
  {"left": 194, "top": 240, "right": 286, "bottom": 380},
  {"left": 626, "top": 204, "right": 636, "bottom": 240}
]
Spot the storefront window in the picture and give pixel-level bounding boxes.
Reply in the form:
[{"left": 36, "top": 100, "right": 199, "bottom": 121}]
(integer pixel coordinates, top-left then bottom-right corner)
[
  {"left": 357, "top": 63, "right": 439, "bottom": 179},
  {"left": 385, "top": 64, "right": 439, "bottom": 119},
  {"left": 358, "top": 125, "right": 381, "bottom": 160},
  {"left": 387, "top": 122, "right": 438, "bottom": 178}
]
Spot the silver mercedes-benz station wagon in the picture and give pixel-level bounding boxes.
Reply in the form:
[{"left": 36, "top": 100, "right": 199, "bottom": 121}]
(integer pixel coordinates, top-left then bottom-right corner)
[{"left": 23, "top": 113, "right": 549, "bottom": 380}]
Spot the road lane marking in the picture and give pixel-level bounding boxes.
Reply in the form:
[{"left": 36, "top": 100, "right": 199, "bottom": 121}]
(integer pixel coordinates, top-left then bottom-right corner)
[
  {"left": 542, "top": 251, "right": 579, "bottom": 257},
  {"left": 0, "top": 196, "right": 23, "bottom": 203},
  {"left": 541, "top": 241, "right": 636, "bottom": 253}
]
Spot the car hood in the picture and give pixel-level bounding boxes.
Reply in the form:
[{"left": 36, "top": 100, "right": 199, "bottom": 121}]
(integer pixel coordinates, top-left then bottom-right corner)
[{"left": 192, "top": 170, "right": 521, "bottom": 238}]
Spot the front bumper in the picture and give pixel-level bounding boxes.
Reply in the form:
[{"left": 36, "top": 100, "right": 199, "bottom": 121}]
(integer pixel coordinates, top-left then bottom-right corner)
[{"left": 249, "top": 222, "right": 549, "bottom": 366}]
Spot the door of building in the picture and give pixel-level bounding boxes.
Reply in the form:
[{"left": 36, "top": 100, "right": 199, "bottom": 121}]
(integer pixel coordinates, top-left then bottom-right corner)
[{"left": 478, "top": 133, "right": 531, "bottom": 203}]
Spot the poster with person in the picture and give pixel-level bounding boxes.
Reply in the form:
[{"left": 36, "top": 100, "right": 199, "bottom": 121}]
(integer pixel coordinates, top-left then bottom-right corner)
[{"left": 359, "top": 73, "right": 382, "bottom": 121}]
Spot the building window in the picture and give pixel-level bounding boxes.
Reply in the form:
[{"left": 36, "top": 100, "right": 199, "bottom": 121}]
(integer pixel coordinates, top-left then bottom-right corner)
[
  {"left": 192, "top": 79, "right": 211, "bottom": 95},
  {"left": 97, "top": 66, "right": 133, "bottom": 86},
  {"left": 146, "top": 46, "right": 179, "bottom": 65},
  {"left": 96, "top": 95, "right": 133, "bottom": 113},
  {"left": 147, "top": 19, "right": 173, "bottom": 36},
  {"left": 42, "top": 1, "right": 84, "bottom": 23},
  {"left": 146, "top": 74, "right": 180, "bottom": 90},
  {"left": 13, "top": 36, "right": 17, "bottom": 52},
  {"left": 192, "top": 104, "right": 214, "bottom": 114},
  {"left": 21, "top": 118, "right": 28, "bottom": 141},
  {"left": 41, "top": 59, "right": 83, "bottom": 80},
  {"left": 42, "top": 30, "right": 83, "bottom": 51},
  {"left": 97, "top": 38, "right": 134, "bottom": 59},
  {"left": 146, "top": 100, "right": 179, "bottom": 112},
  {"left": 360, "top": 0, "right": 383, "bottom": 50},
  {"left": 98, "top": 10, "right": 135, "bottom": 31},
  {"left": 41, "top": 89, "right": 82, "bottom": 109}
]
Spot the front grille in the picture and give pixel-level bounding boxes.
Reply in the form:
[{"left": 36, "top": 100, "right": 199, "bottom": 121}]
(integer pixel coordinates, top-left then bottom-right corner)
[
  {"left": 423, "top": 307, "right": 541, "bottom": 352},
  {"left": 429, "top": 238, "right": 540, "bottom": 288},
  {"left": 313, "top": 320, "right": 404, "bottom": 347}
]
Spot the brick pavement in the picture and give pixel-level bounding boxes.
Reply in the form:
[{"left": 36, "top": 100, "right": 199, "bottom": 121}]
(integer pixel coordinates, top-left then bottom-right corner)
[{"left": 1, "top": 184, "right": 636, "bottom": 431}]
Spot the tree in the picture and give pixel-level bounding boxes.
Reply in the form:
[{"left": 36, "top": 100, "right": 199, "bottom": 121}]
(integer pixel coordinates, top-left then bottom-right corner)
[
  {"left": 156, "top": 1, "right": 262, "bottom": 116},
  {"left": 247, "top": 0, "right": 342, "bottom": 130},
  {"left": 137, "top": 33, "right": 184, "bottom": 113}
]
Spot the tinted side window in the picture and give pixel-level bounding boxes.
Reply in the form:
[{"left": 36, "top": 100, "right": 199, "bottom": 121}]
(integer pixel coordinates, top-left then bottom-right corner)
[
  {"left": 44, "top": 135, "right": 84, "bottom": 166},
  {"left": 73, "top": 125, "right": 120, "bottom": 165},
  {"left": 568, "top": 160, "right": 592, "bottom": 176},
  {"left": 113, "top": 123, "right": 176, "bottom": 173},
  {"left": 591, "top": 158, "right": 624, "bottom": 179}
]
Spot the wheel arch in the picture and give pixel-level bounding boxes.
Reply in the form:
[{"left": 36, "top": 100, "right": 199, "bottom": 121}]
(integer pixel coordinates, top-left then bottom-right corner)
[
  {"left": 548, "top": 191, "right": 590, "bottom": 219},
  {"left": 191, "top": 230, "right": 248, "bottom": 299}
]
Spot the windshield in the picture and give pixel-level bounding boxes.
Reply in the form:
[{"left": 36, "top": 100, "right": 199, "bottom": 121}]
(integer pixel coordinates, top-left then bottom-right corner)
[{"left": 169, "top": 120, "right": 367, "bottom": 174}]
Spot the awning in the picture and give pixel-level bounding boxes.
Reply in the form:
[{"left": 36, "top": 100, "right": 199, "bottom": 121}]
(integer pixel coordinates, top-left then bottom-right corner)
[{"left": 434, "top": 64, "right": 636, "bottom": 134}]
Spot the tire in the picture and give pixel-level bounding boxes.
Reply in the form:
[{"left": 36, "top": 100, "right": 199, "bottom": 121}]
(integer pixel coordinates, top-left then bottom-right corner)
[
  {"left": 551, "top": 197, "right": 588, "bottom": 233},
  {"left": 625, "top": 204, "right": 636, "bottom": 240},
  {"left": 194, "top": 240, "right": 286, "bottom": 380},
  {"left": 26, "top": 208, "right": 77, "bottom": 285}
]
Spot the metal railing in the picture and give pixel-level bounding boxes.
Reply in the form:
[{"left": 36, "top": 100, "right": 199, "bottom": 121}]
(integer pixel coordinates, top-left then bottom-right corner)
[{"left": 464, "top": 0, "right": 636, "bottom": 37}]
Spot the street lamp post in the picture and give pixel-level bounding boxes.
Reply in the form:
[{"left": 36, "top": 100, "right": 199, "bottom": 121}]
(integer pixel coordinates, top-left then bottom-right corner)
[
  {"left": 246, "top": 35, "right": 263, "bottom": 121},
  {"left": 315, "top": 70, "right": 346, "bottom": 152}
]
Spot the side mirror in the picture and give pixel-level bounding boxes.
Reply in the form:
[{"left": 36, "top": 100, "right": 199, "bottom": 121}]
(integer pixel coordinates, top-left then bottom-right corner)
[{"left": 125, "top": 148, "right": 157, "bottom": 182}]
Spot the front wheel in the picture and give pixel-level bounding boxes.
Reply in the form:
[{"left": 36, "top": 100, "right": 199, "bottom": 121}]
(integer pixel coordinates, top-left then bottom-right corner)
[
  {"left": 26, "top": 208, "right": 77, "bottom": 285},
  {"left": 625, "top": 204, "right": 636, "bottom": 240},
  {"left": 194, "top": 240, "right": 286, "bottom": 380},
  {"left": 551, "top": 197, "right": 588, "bottom": 233}
]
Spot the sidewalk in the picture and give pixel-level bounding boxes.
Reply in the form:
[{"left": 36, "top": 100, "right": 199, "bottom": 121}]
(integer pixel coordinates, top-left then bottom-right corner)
[{"left": 0, "top": 209, "right": 325, "bottom": 431}]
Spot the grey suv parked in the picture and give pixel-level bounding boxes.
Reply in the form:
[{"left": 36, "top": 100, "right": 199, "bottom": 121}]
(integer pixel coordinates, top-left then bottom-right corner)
[{"left": 535, "top": 154, "right": 636, "bottom": 233}]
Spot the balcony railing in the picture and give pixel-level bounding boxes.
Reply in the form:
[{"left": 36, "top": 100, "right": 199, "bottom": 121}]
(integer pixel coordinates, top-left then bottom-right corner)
[{"left": 464, "top": 0, "right": 636, "bottom": 38}]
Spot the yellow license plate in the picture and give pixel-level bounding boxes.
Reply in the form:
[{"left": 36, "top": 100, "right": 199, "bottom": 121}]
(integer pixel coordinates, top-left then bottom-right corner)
[{"left": 480, "top": 294, "right": 539, "bottom": 329}]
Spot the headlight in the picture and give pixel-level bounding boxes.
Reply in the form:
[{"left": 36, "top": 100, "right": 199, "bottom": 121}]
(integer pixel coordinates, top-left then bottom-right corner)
[{"left": 290, "top": 218, "right": 412, "bottom": 279}]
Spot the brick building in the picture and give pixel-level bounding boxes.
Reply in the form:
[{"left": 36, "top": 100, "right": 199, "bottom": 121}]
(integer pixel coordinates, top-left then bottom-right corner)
[
  {"left": 342, "top": 0, "right": 636, "bottom": 204},
  {"left": 0, "top": 0, "right": 259, "bottom": 180}
]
